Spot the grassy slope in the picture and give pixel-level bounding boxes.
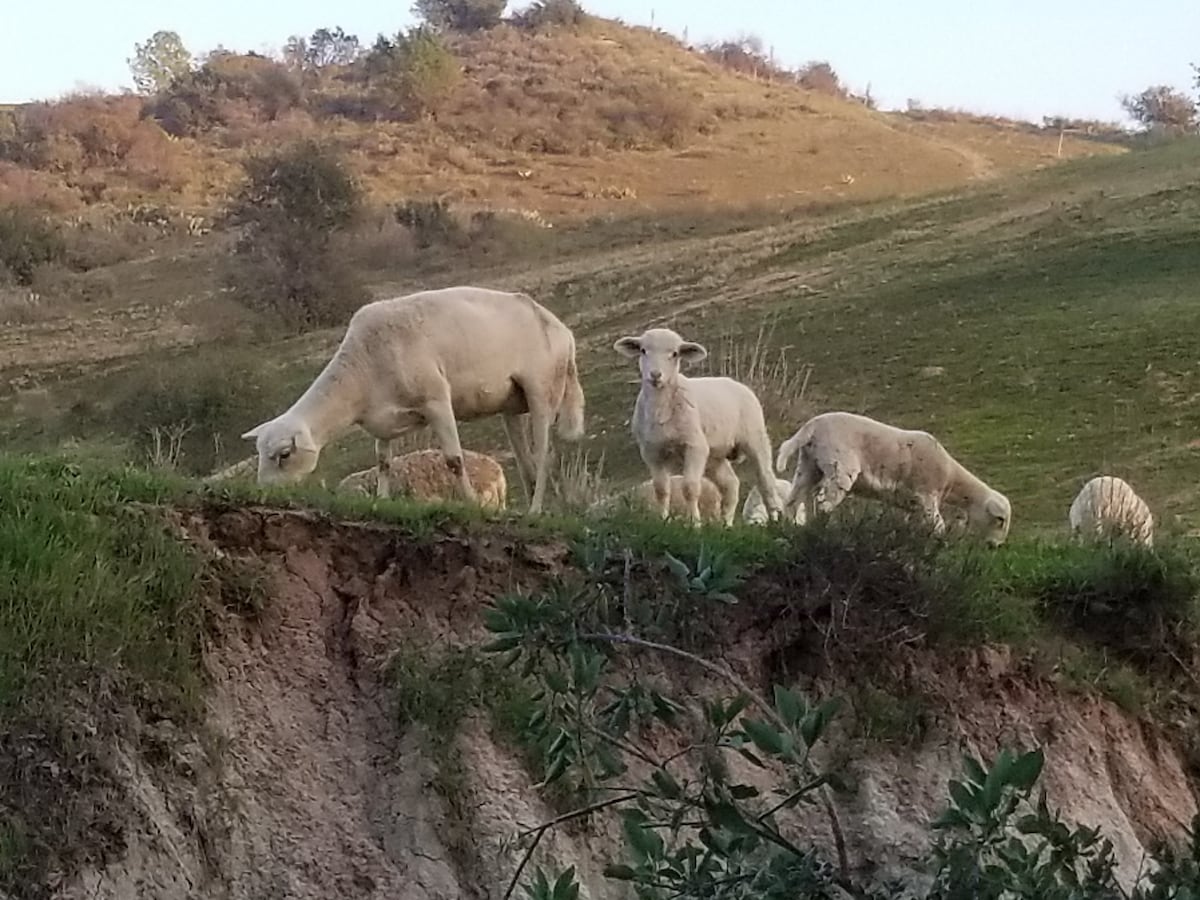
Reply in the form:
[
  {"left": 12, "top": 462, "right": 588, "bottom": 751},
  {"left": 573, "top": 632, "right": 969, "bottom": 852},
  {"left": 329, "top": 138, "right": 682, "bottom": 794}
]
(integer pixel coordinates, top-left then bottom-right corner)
[{"left": 5, "top": 139, "right": 1199, "bottom": 536}]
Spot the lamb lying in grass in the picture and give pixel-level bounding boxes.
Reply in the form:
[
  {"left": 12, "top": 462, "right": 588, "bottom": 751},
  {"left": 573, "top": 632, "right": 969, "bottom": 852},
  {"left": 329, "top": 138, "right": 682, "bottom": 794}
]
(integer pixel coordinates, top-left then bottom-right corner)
[
  {"left": 742, "top": 478, "right": 807, "bottom": 526},
  {"left": 775, "top": 410, "right": 1011, "bottom": 546},
  {"left": 240, "top": 286, "right": 584, "bottom": 514},
  {"left": 337, "top": 449, "right": 507, "bottom": 510},
  {"left": 590, "top": 475, "right": 725, "bottom": 522},
  {"left": 1068, "top": 475, "right": 1154, "bottom": 548},
  {"left": 613, "top": 327, "right": 782, "bottom": 526}
]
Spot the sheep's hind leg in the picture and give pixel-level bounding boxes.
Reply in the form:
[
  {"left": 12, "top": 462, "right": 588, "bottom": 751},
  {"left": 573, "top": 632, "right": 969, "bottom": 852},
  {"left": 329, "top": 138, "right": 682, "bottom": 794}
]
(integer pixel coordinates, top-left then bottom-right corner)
[
  {"left": 502, "top": 412, "right": 536, "bottom": 505},
  {"left": 525, "top": 398, "right": 555, "bottom": 515},
  {"left": 707, "top": 458, "right": 740, "bottom": 526},
  {"left": 425, "top": 399, "right": 477, "bottom": 504}
]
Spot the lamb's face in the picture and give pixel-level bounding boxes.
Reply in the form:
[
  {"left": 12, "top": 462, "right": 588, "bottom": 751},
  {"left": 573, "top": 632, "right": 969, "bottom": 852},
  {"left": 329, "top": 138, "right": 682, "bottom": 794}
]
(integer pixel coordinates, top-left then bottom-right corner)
[
  {"left": 613, "top": 328, "right": 707, "bottom": 390},
  {"left": 241, "top": 418, "right": 320, "bottom": 485},
  {"left": 969, "top": 492, "right": 1011, "bottom": 547}
]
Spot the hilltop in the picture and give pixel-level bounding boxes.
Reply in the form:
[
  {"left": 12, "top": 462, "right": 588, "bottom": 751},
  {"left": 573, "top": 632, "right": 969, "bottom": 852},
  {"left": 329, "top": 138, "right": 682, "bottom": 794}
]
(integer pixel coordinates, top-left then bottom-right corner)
[{"left": 0, "top": 16, "right": 1120, "bottom": 224}]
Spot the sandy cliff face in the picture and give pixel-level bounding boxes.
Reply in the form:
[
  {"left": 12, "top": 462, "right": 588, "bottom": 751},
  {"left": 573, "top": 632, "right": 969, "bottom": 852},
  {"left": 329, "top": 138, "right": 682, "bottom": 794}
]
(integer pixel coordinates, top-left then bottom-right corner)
[{"left": 53, "top": 507, "right": 1199, "bottom": 900}]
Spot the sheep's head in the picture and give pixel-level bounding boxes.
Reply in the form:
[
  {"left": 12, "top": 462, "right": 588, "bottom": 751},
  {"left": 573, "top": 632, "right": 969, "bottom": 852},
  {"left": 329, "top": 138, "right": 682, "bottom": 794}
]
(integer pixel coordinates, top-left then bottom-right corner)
[
  {"left": 241, "top": 415, "right": 321, "bottom": 485},
  {"left": 614, "top": 328, "right": 707, "bottom": 390},
  {"left": 969, "top": 491, "right": 1012, "bottom": 547}
]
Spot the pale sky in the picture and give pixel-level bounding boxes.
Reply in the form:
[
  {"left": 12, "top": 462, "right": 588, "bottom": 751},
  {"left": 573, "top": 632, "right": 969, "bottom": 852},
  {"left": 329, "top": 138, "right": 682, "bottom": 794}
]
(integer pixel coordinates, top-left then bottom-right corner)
[{"left": 1, "top": 1, "right": 1196, "bottom": 123}]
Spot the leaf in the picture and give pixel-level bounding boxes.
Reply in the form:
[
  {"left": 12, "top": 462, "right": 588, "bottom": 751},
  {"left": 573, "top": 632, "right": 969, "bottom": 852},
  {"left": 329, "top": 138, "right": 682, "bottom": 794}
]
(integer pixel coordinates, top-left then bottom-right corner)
[
  {"left": 773, "top": 685, "right": 805, "bottom": 728},
  {"left": 482, "top": 606, "right": 512, "bottom": 633},
  {"left": 729, "top": 783, "right": 760, "bottom": 800},
  {"left": 709, "top": 591, "right": 740, "bottom": 605},
  {"left": 948, "top": 779, "right": 976, "bottom": 816},
  {"left": 962, "top": 753, "right": 987, "bottom": 786},
  {"left": 800, "top": 698, "right": 842, "bottom": 748},
  {"left": 602, "top": 864, "right": 638, "bottom": 881},
  {"left": 481, "top": 633, "right": 523, "bottom": 654},
  {"left": 663, "top": 552, "right": 691, "bottom": 582},
  {"left": 621, "top": 810, "right": 663, "bottom": 862},
  {"left": 706, "top": 799, "right": 751, "bottom": 834},
  {"left": 931, "top": 808, "right": 969, "bottom": 830},
  {"left": 552, "top": 866, "right": 578, "bottom": 900},
  {"left": 717, "top": 695, "right": 751, "bottom": 729},
  {"left": 650, "top": 768, "right": 682, "bottom": 799},
  {"left": 741, "top": 718, "right": 785, "bottom": 756},
  {"left": 1010, "top": 748, "right": 1045, "bottom": 792},
  {"left": 540, "top": 753, "right": 568, "bottom": 786},
  {"left": 736, "top": 747, "right": 767, "bottom": 769}
]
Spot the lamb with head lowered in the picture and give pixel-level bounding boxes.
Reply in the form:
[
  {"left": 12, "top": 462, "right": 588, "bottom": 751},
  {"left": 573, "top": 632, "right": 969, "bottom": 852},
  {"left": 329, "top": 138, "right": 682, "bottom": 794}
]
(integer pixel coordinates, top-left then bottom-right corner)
[
  {"left": 613, "top": 327, "right": 783, "bottom": 526},
  {"left": 241, "top": 286, "right": 585, "bottom": 513},
  {"left": 1068, "top": 474, "right": 1154, "bottom": 547},
  {"left": 775, "top": 410, "right": 1011, "bottom": 546}
]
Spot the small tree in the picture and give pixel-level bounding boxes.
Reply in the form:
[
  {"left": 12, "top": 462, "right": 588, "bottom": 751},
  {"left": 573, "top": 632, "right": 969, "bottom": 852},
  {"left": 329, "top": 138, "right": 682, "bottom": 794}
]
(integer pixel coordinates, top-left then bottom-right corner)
[
  {"left": 225, "top": 140, "right": 367, "bottom": 332},
  {"left": 366, "top": 27, "right": 461, "bottom": 117},
  {"left": 796, "top": 61, "right": 844, "bottom": 97},
  {"left": 128, "top": 30, "right": 193, "bottom": 94},
  {"left": 513, "top": 0, "right": 589, "bottom": 30},
  {"left": 412, "top": 0, "right": 506, "bottom": 32},
  {"left": 1120, "top": 84, "right": 1198, "bottom": 134}
]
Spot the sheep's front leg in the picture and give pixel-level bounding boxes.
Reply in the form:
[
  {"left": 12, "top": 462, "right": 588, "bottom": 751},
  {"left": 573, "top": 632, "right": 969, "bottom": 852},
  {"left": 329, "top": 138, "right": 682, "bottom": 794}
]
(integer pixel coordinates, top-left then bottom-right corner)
[
  {"left": 425, "top": 399, "right": 477, "bottom": 503},
  {"left": 375, "top": 438, "right": 395, "bottom": 499},
  {"left": 920, "top": 497, "right": 947, "bottom": 535},
  {"left": 708, "top": 459, "right": 740, "bottom": 526},
  {"left": 681, "top": 444, "right": 709, "bottom": 528}
]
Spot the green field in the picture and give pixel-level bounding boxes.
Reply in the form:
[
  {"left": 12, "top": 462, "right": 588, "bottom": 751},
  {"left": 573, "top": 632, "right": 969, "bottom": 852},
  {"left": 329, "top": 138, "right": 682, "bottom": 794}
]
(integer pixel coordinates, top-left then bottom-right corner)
[{"left": 4, "top": 139, "right": 1200, "bottom": 536}]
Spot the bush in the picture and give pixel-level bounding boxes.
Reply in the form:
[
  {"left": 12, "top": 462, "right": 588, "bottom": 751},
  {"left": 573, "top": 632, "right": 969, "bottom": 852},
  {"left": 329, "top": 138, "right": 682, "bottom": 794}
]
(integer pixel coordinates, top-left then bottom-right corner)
[
  {"left": 413, "top": 0, "right": 506, "bottom": 32},
  {"left": 365, "top": 27, "right": 461, "bottom": 118},
  {"left": 796, "top": 61, "right": 845, "bottom": 97},
  {"left": 225, "top": 140, "right": 367, "bottom": 332},
  {"left": 393, "top": 197, "right": 463, "bottom": 248},
  {"left": 513, "top": 0, "right": 589, "bottom": 30},
  {"left": 0, "top": 206, "right": 66, "bottom": 285}
]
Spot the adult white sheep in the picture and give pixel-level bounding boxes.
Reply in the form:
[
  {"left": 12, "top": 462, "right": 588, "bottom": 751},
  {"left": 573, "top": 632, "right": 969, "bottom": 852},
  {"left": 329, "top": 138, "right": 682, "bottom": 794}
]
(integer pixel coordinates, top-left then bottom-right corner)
[
  {"left": 1068, "top": 475, "right": 1154, "bottom": 547},
  {"left": 613, "top": 327, "right": 783, "bottom": 526},
  {"left": 241, "top": 286, "right": 584, "bottom": 514},
  {"left": 742, "top": 478, "right": 807, "bottom": 526},
  {"left": 775, "top": 411, "right": 1011, "bottom": 546},
  {"left": 337, "top": 448, "right": 508, "bottom": 510}
]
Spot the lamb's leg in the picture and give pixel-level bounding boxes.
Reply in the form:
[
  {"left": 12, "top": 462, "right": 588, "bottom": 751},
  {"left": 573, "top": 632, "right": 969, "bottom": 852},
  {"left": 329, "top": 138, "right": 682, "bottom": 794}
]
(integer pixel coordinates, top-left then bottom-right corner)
[
  {"left": 424, "top": 399, "right": 477, "bottom": 503},
  {"left": 502, "top": 412, "right": 536, "bottom": 503},
  {"left": 749, "top": 435, "right": 783, "bottom": 521},
  {"left": 375, "top": 438, "right": 394, "bottom": 499},
  {"left": 785, "top": 456, "right": 817, "bottom": 522},
  {"left": 708, "top": 458, "right": 740, "bottom": 526},
  {"left": 651, "top": 468, "right": 672, "bottom": 520},
  {"left": 681, "top": 445, "right": 709, "bottom": 528}
]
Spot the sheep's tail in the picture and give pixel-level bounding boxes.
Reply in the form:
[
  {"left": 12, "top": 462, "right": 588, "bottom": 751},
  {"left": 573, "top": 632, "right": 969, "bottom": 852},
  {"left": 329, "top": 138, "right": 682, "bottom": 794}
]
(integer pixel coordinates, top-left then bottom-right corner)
[
  {"left": 556, "top": 341, "right": 586, "bottom": 441},
  {"left": 775, "top": 430, "right": 805, "bottom": 474}
]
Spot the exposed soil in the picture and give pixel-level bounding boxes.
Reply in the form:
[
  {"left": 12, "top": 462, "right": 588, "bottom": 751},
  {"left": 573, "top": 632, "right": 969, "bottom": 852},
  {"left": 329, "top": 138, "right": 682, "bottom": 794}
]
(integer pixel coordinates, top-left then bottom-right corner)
[{"left": 41, "top": 505, "right": 1200, "bottom": 899}]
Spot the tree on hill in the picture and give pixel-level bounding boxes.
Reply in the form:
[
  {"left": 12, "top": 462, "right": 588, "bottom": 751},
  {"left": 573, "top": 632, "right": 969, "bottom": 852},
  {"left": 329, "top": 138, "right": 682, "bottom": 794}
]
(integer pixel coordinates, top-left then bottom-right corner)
[
  {"left": 365, "top": 27, "right": 461, "bottom": 118},
  {"left": 1120, "top": 84, "right": 1197, "bottom": 134},
  {"left": 128, "top": 30, "right": 193, "bottom": 94},
  {"left": 412, "top": 0, "right": 506, "bottom": 32},
  {"left": 283, "top": 26, "right": 363, "bottom": 72}
]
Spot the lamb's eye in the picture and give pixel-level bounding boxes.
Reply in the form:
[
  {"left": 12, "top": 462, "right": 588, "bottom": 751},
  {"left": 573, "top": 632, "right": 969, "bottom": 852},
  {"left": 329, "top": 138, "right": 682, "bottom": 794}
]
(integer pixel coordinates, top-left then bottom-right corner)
[
  {"left": 671, "top": 351, "right": 679, "bottom": 359},
  {"left": 640, "top": 348, "right": 647, "bottom": 355},
  {"left": 278, "top": 449, "right": 292, "bottom": 462}
]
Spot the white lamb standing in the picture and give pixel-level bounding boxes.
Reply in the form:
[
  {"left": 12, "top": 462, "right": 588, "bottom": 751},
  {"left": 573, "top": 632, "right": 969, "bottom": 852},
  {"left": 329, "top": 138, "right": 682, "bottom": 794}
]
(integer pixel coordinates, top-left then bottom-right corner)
[
  {"left": 742, "top": 478, "right": 807, "bottom": 526},
  {"left": 337, "top": 448, "right": 508, "bottom": 510},
  {"left": 241, "top": 286, "right": 585, "bottom": 514},
  {"left": 613, "top": 327, "right": 783, "bottom": 526},
  {"left": 775, "top": 410, "right": 1012, "bottom": 546},
  {"left": 1068, "top": 475, "right": 1154, "bottom": 548}
]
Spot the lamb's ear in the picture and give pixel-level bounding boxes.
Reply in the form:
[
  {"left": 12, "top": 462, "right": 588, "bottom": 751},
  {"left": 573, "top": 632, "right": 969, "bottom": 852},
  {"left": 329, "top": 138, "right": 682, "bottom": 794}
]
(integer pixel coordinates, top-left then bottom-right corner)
[
  {"left": 985, "top": 495, "right": 1008, "bottom": 518},
  {"left": 614, "top": 336, "right": 642, "bottom": 358},
  {"left": 678, "top": 341, "right": 708, "bottom": 365},
  {"left": 241, "top": 424, "right": 263, "bottom": 441}
]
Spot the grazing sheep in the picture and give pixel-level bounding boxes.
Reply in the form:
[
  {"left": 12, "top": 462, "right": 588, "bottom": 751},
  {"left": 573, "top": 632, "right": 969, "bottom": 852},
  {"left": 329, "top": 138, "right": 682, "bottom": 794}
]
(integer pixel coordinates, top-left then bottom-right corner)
[
  {"left": 775, "top": 411, "right": 1011, "bottom": 546},
  {"left": 241, "top": 286, "right": 585, "bottom": 514},
  {"left": 337, "top": 448, "right": 507, "bottom": 510},
  {"left": 613, "top": 327, "right": 783, "bottom": 526},
  {"left": 1068, "top": 475, "right": 1154, "bottom": 547},
  {"left": 742, "top": 478, "right": 807, "bottom": 526}
]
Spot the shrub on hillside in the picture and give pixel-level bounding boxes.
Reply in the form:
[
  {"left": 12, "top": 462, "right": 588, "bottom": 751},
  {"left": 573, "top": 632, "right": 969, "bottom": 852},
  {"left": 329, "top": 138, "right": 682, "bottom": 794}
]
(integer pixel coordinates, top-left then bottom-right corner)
[
  {"left": 797, "top": 61, "right": 845, "bottom": 97},
  {"left": 1121, "top": 85, "right": 1198, "bottom": 135},
  {"left": 0, "top": 206, "right": 66, "bottom": 285},
  {"left": 413, "top": 0, "right": 506, "bottom": 32},
  {"left": 365, "top": 27, "right": 461, "bottom": 118},
  {"left": 147, "top": 51, "right": 304, "bottom": 137},
  {"left": 224, "top": 140, "right": 367, "bottom": 332},
  {"left": 512, "top": 0, "right": 589, "bottom": 30}
]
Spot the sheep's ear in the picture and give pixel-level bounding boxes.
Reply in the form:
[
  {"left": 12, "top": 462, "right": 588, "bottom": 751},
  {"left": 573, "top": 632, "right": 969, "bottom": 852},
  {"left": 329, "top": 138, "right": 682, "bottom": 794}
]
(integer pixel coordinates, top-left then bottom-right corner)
[
  {"left": 985, "top": 495, "right": 1008, "bottom": 519},
  {"left": 241, "top": 424, "right": 263, "bottom": 441},
  {"left": 679, "top": 341, "right": 708, "bottom": 365},
  {"left": 614, "top": 336, "right": 642, "bottom": 358}
]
